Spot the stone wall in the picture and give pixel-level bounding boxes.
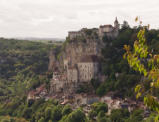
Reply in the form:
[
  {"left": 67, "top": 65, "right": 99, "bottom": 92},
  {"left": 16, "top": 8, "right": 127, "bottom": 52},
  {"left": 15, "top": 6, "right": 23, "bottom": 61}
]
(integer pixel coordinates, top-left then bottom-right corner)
[
  {"left": 67, "top": 67, "right": 78, "bottom": 83},
  {"left": 68, "top": 31, "right": 82, "bottom": 40},
  {"left": 77, "top": 62, "right": 98, "bottom": 82}
]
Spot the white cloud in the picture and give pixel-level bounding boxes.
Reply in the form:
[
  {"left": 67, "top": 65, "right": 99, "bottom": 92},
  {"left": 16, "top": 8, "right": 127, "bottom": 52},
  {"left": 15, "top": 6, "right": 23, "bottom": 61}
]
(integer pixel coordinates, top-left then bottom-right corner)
[{"left": 0, "top": 0, "right": 158, "bottom": 38}]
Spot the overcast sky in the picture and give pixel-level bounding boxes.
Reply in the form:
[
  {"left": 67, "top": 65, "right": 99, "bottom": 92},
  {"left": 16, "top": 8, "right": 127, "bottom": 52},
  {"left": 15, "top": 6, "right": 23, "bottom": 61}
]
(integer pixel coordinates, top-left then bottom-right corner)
[{"left": 0, "top": 0, "right": 159, "bottom": 38}]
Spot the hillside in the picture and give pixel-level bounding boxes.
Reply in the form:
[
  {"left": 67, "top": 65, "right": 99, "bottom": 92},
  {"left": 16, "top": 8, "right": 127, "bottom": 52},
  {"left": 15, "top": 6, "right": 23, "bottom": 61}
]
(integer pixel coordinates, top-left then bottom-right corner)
[
  {"left": 0, "top": 24, "right": 159, "bottom": 121},
  {"left": 0, "top": 38, "right": 54, "bottom": 102}
]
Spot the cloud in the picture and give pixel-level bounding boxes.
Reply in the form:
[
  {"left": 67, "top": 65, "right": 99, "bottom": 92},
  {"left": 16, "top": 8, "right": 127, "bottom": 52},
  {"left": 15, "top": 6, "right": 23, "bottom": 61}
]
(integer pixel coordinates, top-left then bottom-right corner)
[{"left": 0, "top": 0, "right": 158, "bottom": 38}]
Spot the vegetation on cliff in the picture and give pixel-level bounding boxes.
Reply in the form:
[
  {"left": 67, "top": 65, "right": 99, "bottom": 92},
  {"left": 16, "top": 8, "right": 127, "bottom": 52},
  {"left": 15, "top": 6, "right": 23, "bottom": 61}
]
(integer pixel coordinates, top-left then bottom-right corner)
[
  {"left": 0, "top": 21, "right": 159, "bottom": 121},
  {"left": 0, "top": 38, "right": 53, "bottom": 102},
  {"left": 94, "top": 23, "right": 159, "bottom": 99},
  {"left": 124, "top": 18, "right": 159, "bottom": 121}
]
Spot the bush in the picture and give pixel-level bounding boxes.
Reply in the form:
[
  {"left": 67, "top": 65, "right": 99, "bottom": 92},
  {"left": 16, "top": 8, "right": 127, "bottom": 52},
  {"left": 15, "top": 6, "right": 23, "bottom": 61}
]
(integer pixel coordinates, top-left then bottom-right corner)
[
  {"left": 62, "top": 105, "right": 72, "bottom": 116},
  {"left": 66, "top": 109, "right": 86, "bottom": 122}
]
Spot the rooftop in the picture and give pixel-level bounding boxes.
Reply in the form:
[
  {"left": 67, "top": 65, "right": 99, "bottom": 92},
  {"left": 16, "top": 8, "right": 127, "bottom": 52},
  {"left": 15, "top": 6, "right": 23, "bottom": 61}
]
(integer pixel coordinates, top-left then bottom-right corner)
[{"left": 100, "top": 25, "right": 113, "bottom": 28}]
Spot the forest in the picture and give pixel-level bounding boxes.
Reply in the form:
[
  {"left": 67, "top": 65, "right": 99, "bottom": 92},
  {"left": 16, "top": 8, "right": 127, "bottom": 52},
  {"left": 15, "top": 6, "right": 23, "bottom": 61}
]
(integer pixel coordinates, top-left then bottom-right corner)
[{"left": 0, "top": 22, "right": 159, "bottom": 121}]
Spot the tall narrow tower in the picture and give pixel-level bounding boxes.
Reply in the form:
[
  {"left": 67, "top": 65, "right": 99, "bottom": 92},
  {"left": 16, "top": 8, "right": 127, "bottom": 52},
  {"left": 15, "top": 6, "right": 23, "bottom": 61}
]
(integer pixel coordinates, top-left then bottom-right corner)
[
  {"left": 114, "top": 17, "right": 120, "bottom": 29},
  {"left": 113, "top": 17, "right": 120, "bottom": 38}
]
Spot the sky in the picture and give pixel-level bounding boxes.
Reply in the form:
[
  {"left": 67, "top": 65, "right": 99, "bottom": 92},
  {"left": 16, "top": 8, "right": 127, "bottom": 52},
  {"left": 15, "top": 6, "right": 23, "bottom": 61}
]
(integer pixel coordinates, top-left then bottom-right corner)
[{"left": 0, "top": 0, "right": 159, "bottom": 38}]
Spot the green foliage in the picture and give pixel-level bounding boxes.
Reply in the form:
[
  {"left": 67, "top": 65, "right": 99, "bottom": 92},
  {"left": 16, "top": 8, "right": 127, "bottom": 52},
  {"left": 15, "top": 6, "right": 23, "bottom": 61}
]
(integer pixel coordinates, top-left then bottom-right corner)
[
  {"left": 110, "top": 109, "right": 130, "bottom": 122},
  {"left": 88, "top": 102, "right": 108, "bottom": 121},
  {"left": 99, "top": 27, "right": 142, "bottom": 97},
  {"left": 62, "top": 105, "right": 72, "bottom": 116},
  {"left": 125, "top": 109, "right": 144, "bottom": 122},
  {"left": 92, "top": 102, "right": 108, "bottom": 114},
  {"left": 0, "top": 116, "right": 28, "bottom": 122},
  {"left": 1, "top": 23, "right": 159, "bottom": 122},
  {"left": 0, "top": 38, "right": 54, "bottom": 102},
  {"left": 66, "top": 109, "right": 86, "bottom": 122},
  {"left": 91, "top": 79, "right": 100, "bottom": 90},
  {"left": 51, "top": 106, "right": 62, "bottom": 121},
  {"left": 124, "top": 22, "right": 159, "bottom": 120},
  {"left": 76, "top": 83, "right": 91, "bottom": 93}
]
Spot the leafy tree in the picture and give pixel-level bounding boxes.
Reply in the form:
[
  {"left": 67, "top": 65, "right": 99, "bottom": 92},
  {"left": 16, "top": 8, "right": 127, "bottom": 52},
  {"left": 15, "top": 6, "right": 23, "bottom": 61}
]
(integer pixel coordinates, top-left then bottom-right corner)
[
  {"left": 92, "top": 102, "right": 108, "bottom": 114},
  {"left": 91, "top": 79, "right": 100, "bottom": 90},
  {"left": 125, "top": 109, "right": 144, "bottom": 122},
  {"left": 88, "top": 110, "right": 97, "bottom": 121},
  {"left": 110, "top": 109, "right": 130, "bottom": 122},
  {"left": 62, "top": 105, "right": 72, "bottom": 116},
  {"left": 38, "top": 117, "right": 45, "bottom": 122},
  {"left": 45, "top": 107, "right": 52, "bottom": 121},
  {"left": 124, "top": 18, "right": 159, "bottom": 120},
  {"left": 66, "top": 109, "right": 86, "bottom": 122},
  {"left": 51, "top": 106, "right": 62, "bottom": 121}
]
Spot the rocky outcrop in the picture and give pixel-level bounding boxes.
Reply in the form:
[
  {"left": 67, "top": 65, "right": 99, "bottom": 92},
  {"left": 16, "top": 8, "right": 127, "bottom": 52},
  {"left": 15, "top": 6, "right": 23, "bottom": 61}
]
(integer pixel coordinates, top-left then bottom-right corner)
[{"left": 48, "top": 18, "right": 120, "bottom": 95}]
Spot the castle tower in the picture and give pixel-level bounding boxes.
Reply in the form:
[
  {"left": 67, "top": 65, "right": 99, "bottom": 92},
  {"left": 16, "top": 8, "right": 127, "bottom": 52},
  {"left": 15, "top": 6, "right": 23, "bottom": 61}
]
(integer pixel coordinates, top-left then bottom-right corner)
[
  {"left": 114, "top": 17, "right": 120, "bottom": 29},
  {"left": 113, "top": 17, "right": 120, "bottom": 38}
]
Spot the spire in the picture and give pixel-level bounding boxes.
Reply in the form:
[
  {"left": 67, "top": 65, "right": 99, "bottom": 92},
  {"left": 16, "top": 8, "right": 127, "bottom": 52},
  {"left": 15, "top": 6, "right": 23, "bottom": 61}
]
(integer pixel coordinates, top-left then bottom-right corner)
[
  {"left": 114, "top": 17, "right": 119, "bottom": 29},
  {"left": 115, "top": 17, "right": 118, "bottom": 23}
]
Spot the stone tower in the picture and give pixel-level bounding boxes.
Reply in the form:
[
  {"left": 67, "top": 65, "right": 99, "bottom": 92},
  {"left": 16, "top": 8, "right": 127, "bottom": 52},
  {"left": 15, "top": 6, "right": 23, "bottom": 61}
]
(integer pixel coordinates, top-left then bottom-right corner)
[
  {"left": 113, "top": 17, "right": 120, "bottom": 37},
  {"left": 114, "top": 17, "right": 120, "bottom": 29}
]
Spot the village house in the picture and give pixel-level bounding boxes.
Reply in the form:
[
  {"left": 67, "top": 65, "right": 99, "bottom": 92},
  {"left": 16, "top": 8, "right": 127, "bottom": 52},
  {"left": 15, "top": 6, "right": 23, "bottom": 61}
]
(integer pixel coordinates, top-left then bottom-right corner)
[
  {"left": 50, "top": 72, "right": 67, "bottom": 93},
  {"left": 50, "top": 54, "right": 100, "bottom": 93},
  {"left": 27, "top": 84, "right": 47, "bottom": 102},
  {"left": 77, "top": 55, "right": 99, "bottom": 82},
  {"left": 48, "top": 18, "right": 121, "bottom": 106}
]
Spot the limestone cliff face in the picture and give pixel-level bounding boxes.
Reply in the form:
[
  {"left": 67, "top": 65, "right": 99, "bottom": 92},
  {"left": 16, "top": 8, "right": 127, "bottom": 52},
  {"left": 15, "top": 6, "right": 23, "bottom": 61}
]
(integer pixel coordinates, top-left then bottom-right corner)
[
  {"left": 61, "top": 38, "right": 104, "bottom": 68},
  {"left": 48, "top": 47, "right": 63, "bottom": 72},
  {"left": 48, "top": 51, "right": 57, "bottom": 71},
  {"left": 48, "top": 37, "right": 104, "bottom": 72},
  {"left": 48, "top": 19, "right": 120, "bottom": 96},
  {"left": 48, "top": 18, "right": 120, "bottom": 72}
]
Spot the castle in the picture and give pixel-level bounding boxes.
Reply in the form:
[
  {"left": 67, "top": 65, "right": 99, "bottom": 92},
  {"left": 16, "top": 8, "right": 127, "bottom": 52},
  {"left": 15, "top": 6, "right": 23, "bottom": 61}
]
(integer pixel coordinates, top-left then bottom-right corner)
[
  {"left": 68, "top": 17, "right": 119, "bottom": 40},
  {"left": 49, "top": 18, "right": 120, "bottom": 94}
]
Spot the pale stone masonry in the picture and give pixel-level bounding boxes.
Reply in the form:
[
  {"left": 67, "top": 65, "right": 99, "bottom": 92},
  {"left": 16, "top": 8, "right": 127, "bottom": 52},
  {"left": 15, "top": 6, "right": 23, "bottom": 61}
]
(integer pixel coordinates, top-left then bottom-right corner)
[
  {"left": 68, "top": 31, "right": 82, "bottom": 40},
  {"left": 67, "top": 67, "right": 78, "bottom": 83},
  {"left": 77, "top": 55, "right": 99, "bottom": 82},
  {"left": 69, "top": 17, "right": 120, "bottom": 40},
  {"left": 49, "top": 18, "right": 120, "bottom": 94}
]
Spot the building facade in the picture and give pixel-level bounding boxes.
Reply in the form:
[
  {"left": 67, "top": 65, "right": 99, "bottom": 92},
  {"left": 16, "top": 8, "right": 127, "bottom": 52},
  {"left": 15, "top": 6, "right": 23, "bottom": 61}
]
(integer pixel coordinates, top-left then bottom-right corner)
[{"left": 68, "top": 18, "right": 120, "bottom": 40}]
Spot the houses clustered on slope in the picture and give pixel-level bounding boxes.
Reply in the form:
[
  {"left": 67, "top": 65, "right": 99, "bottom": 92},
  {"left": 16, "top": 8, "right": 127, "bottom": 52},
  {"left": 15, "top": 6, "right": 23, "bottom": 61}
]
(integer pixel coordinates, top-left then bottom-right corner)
[
  {"left": 49, "top": 17, "right": 120, "bottom": 94},
  {"left": 27, "top": 18, "right": 148, "bottom": 114}
]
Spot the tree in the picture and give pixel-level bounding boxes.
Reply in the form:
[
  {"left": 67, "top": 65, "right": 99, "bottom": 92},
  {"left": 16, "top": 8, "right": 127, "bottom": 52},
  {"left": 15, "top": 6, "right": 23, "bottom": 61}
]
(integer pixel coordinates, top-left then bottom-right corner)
[
  {"left": 121, "top": 21, "right": 130, "bottom": 30},
  {"left": 91, "top": 79, "right": 100, "bottom": 90},
  {"left": 110, "top": 109, "right": 129, "bottom": 122},
  {"left": 92, "top": 102, "right": 108, "bottom": 114},
  {"left": 125, "top": 109, "right": 144, "bottom": 122},
  {"left": 45, "top": 107, "right": 52, "bottom": 120},
  {"left": 88, "top": 110, "right": 97, "bottom": 121},
  {"left": 62, "top": 105, "right": 72, "bottom": 116},
  {"left": 38, "top": 117, "right": 45, "bottom": 122},
  {"left": 66, "top": 109, "right": 86, "bottom": 122},
  {"left": 51, "top": 106, "right": 62, "bottom": 121},
  {"left": 124, "top": 18, "right": 159, "bottom": 121}
]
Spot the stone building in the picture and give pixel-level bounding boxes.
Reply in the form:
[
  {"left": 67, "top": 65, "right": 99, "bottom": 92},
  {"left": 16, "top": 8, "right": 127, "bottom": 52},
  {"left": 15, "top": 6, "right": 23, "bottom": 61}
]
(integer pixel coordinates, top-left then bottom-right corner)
[
  {"left": 49, "top": 18, "right": 119, "bottom": 94},
  {"left": 99, "top": 17, "right": 120, "bottom": 38},
  {"left": 68, "top": 17, "right": 120, "bottom": 40},
  {"left": 50, "top": 55, "right": 100, "bottom": 93},
  {"left": 50, "top": 72, "right": 67, "bottom": 93},
  {"left": 27, "top": 84, "right": 47, "bottom": 102},
  {"left": 68, "top": 31, "right": 82, "bottom": 40},
  {"left": 77, "top": 55, "right": 99, "bottom": 82},
  {"left": 67, "top": 66, "right": 78, "bottom": 83}
]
